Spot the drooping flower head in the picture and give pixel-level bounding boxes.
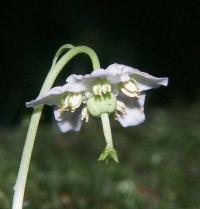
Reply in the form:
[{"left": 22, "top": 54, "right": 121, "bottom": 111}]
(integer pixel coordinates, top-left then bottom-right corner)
[
  {"left": 26, "top": 63, "right": 168, "bottom": 162},
  {"left": 26, "top": 64, "right": 168, "bottom": 131}
]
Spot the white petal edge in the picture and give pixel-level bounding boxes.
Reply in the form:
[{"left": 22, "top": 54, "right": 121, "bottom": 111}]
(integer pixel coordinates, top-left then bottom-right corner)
[
  {"left": 66, "top": 69, "right": 112, "bottom": 83},
  {"left": 65, "top": 69, "right": 114, "bottom": 93},
  {"left": 25, "top": 83, "right": 85, "bottom": 108},
  {"left": 26, "top": 86, "right": 67, "bottom": 107},
  {"left": 106, "top": 63, "right": 169, "bottom": 90},
  {"left": 54, "top": 108, "right": 82, "bottom": 132},
  {"left": 117, "top": 94, "right": 146, "bottom": 127}
]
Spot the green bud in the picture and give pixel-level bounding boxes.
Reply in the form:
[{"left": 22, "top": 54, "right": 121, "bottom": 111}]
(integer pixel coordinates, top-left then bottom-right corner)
[{"left": 86, "top": 93, "right": 117, "bottom": 117}]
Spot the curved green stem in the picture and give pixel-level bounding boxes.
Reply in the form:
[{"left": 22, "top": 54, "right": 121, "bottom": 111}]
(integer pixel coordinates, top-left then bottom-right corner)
[{"left": 12, "top": 45, "right": 100, "bottom": 209}]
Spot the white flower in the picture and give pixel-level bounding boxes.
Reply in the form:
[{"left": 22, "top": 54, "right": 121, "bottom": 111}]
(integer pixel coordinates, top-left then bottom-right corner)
[
  {"left": 26, "top": 85, "right": 84, "bottom": 132},
  {"left": 26, "top": 64, "right": 168, "bottom": 132},
  {"left": 26, "top": 69, "right": 113, "bottom": 132}
]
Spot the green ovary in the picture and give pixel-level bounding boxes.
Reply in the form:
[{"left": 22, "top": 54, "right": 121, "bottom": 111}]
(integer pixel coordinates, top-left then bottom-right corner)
[{"left": 86, "top": 93, "right": 117, "bottom": 117}]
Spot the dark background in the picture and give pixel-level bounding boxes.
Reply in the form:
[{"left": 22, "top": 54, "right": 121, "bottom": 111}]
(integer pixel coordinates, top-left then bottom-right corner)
[
  {"left": 1, "top": 2, "right": 200, "bottom": 209},
  {"left": 1, "top": 1, "right": 200, "bottom": 125}
]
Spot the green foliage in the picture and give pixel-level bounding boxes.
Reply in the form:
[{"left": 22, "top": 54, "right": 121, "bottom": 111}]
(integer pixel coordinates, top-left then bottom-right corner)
[{"left": 1, "top": 104, "right": 200, "bottom": 209}]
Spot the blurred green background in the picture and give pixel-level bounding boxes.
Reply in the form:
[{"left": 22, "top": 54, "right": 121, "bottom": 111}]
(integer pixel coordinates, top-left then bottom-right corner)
[{"left": 1, "top": 1, "right": 200, "bottom": 209}]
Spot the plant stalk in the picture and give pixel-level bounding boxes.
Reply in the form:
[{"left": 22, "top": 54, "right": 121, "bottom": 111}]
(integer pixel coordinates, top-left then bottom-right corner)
[{"left": 12, "top": 45, "right": 100, "bottom": 209}]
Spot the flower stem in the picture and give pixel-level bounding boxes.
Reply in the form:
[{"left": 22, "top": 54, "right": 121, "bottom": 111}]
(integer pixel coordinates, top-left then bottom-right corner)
[
  {"left": 12, "top": 45, "right": 100, "bottom": 209},
  {"left": 101, "top": 113, "right": 113, "bottom": 148},
  {"left": 98, "top": 113, "right": 119, "bottom": 163}
]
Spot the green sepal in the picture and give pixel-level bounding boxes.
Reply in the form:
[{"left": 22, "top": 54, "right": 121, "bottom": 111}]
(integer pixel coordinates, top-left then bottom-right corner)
[{"left": 98, "top": 147, "right": 119, "bottom": 164}]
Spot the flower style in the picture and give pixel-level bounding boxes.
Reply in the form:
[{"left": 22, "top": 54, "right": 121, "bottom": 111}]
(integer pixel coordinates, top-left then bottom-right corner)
[{"left": 26, "top": 63, "right": 168, "bottom": 162}]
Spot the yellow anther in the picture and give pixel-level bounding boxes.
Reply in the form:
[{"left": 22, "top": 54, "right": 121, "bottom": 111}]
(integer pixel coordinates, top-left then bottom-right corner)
[
  {"left": 120, "top": 80, "right": 140, "bottom": 98},
  {"left": 93, "top": 84, "right": 102, "bottom": 96},
  {"left": 101, "top": 84, "right": 108, "bottom": 94},
  {"left": 69, "top": 93, "right": 82, "bottom": 109},
  {"left": 81, "top": 107, "right": 89, "bottom": 122},
  {"left": 93, "top": 82, "right": 111, "bottom": 96},
  {"left": 92, "top": 85, "right": 98, "bottom": 95},
  {"left": 63, "top": 95, "right": 70, "bottom": 108},
  {"left": 59, "top": 93, "right": 82, "bottom": 113},
  {"left": 115, "top": 112, "right": 121, "bottom": 120},
  {"left": 98, "top": 88, "right": 102, "bottom": 96},
  {"left": 123, "top": 81, "right": 138, "bottom": 93},
  {"left": 115, "top": 100, "right": 126, "bottom": 119},
  {"left": 106, "top": 84, "right": 111, "bottom": 93},
  {"left": 121, "top": 87, "right": 139, "bottom": 98},
  {"left": 116, "top": 100, "right": 126, "bottom": 113},
  {"left": 58, "top": 108, "right": 64, "bottom": 113}
]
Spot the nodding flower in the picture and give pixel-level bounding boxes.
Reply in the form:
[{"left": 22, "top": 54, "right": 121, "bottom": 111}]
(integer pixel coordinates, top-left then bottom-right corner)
[{"left": 26, "top": 63, "right": 168, "bottom": 162}]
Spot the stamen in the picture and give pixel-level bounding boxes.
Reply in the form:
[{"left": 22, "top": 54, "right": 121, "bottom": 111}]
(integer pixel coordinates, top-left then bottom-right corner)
[
  {"left": 106, "top": 84, "right": 111, "bottom": 93},
  {"left": 121, "top": 87, "right": 139, "bottom": 98},
  {"left": 81, "top": 107, "right": 89, "bottom": 122},
  {"left": 93, "top": 80, "right": 112, "bottom": 96},
  {"left": 58, "top": 106, "right": 70, "bottom": 113},
  {"left": 93, "top": 84, "right": 102, "bottom": 96},
  {"left": 120, "top": 80, "right": 141, "bottom": 98},
  {"left": 115, "top": 100, "right": 126, "bottom": 119},
  {"left": 69, "top": 93, "right": 82, "bottom": 109},
  {"left": 123, "top": 81, "right": 138, "bottom": 93},
  {"left": 116, "top": 100, "right": 126, "bottom": 113},
  {"left": 58, "top": 108, "right": 64, "bottom": 113},
  {"left": 115, "top": 112, "right": 121, "bottom": 120},
  {"left": 63, "top": 95, "right": 70, "bottom": 108},
  {"left": 101, "top": 84, "right": 108, "bottom": 94},
  {"left": 59, "top": 93, "right": 83, "bottom": 113}
]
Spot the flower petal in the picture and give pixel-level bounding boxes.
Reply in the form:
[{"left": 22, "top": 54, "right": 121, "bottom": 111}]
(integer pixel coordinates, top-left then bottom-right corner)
[
  {"left": 66, "top": 69, "right": 111, "bottom": 82},
  {"left": 90, "top": 68, "right": 113, "bottom": 78},
  {"left": 54, "top": 108, "right": 82, "bottom": 132},
  {"left": 130, "top": 71, "right": 168, "bottom": 91},
  {"left": 106, "top": 64, "right": 169, "bottom": 90},
  {"left": 106, "top": 64, "right": 133, "bottom": 84},
  {"left": 63, "top": 82, "right": 86, "bottom": 92},
  {"left": 66, "top": 69, "right": 113, "bottom": 92},
  {"left": 26, "top": 86, "right": 67, "bottom": 107},
  {"left": 66, "top": 74, "right": 85, "bottom": 83},
  {"left": 25, "top": 83, "right": 84, "bottom": 108},
  {"left": 117, "top": 94, "right": 146, "bottom": 127}
]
